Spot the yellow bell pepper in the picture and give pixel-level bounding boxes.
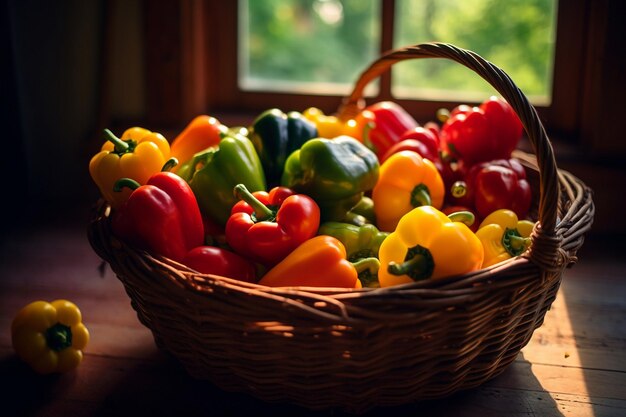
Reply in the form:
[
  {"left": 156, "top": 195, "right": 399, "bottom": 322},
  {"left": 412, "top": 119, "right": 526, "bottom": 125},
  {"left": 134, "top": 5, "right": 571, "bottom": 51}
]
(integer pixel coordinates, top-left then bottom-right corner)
[
  {"left": 372, "top": 150, "right": 445, "bottom": 232},
  {"left": 89, "top": 127, "right": 171, "bottom": 209},
  {"left": 476, "top": 209, "right": 535, "bottom": 267},
  {"left": 258, "top": 235, "right": 378, "bottom": 288},
  {"left": 378, "top": 206, "right": 484, "bottom": 287},
  {"left": 11, "top": 300, "right": 90, "bottom": 374},
  {"left": 302, "top": 107, "right": 365, "bottom": 140}
]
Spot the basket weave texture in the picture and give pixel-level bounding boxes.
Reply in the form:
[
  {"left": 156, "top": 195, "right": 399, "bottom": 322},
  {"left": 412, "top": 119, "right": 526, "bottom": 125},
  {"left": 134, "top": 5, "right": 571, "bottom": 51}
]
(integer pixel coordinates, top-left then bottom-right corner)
[{"left": 88, "top": 43, "right": 595, "bottom": 413}]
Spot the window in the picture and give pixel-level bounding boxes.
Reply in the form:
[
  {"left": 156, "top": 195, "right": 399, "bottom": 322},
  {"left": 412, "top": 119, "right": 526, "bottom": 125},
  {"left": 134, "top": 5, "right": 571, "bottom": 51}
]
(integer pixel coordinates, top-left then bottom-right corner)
[
  {"left": 238, "top": 0, "right": 557, "bottom": 105},
  {"left": 143, "top": 0, "right": 609, "bottom": 147},
  {"left": 239, "top": 0, "right": 381, "bottom": 96}
]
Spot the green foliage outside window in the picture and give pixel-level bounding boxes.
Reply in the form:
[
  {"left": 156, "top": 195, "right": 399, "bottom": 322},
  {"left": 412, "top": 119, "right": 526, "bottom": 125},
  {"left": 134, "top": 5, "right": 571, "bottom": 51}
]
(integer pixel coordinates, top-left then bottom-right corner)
[
  {"left": 240, "top": 0, "right": 556, "bottom": 102},
  {"left": 240, "top": 0, "right": 380, "bottom": 91},
  {"left": 394, "top": 0, "right": 557, "bottom": 102}
]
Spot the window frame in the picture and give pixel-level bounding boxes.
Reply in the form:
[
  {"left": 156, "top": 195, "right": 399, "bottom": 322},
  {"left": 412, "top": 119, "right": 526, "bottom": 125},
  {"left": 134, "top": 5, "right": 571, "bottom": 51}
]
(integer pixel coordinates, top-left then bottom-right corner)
[{"left": 143, "top": 0, "right": 605, "bottom": 148}]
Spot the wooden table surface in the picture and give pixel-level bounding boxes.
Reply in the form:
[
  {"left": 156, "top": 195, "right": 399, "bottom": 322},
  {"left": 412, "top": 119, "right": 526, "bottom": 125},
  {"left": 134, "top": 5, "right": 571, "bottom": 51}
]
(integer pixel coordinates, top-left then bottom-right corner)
[{"left": 1, "top": 219, "right": 625, "bottom": 417}]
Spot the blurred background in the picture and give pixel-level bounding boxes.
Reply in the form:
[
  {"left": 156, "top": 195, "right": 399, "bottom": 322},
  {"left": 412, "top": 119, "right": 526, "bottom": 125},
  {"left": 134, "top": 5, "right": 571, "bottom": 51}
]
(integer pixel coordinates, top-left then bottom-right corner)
[{"left": 2, "top": 0, "right": 624, "bottom": 237}]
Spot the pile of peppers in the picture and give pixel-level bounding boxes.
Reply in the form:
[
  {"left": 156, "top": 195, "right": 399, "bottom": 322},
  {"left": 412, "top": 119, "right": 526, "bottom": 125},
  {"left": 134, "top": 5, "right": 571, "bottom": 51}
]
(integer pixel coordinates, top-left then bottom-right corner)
[{"left": 88, "top": 95, "right": 535, "bottom": 289}]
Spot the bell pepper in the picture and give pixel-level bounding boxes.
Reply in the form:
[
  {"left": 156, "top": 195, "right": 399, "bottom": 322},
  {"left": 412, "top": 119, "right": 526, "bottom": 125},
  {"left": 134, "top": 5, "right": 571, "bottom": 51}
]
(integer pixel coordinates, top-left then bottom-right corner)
[
  {"left": 447, "top": 158, "right": 532, "bottom": 220},
  {"left": 249, "top": 108, "right": 318, "bottom": 186},
  {"left": 302, "top": 107, "right": 366, "bottom": 140},
  {"left": 169, "top": 115, "right": 227, "bottom": 172},
  {"left": 258, "top": 235, "right": 379, "bottom": 288},
  {"left": 317, "top": 222, "right": 388, "bottom": 287},
  {"left": 345, "top": 195, "right": 376, "bottom": 226},
  {"left": 111, "top": 170, "right": 204, "bottom": 262},
  {"left": 379, "top": 126, "right": 440, "bottom": 164},
  {"left": 182, "top": 132, "right": 267, "bottom": 226},
  {"left": 182, "top": 246, "right": 257, "bottom": 283},
  {"left": 378, "top": 206, "right": 484, "bottom": 287},
  {"left": 225, "top": 184, "right": 320, "bottom": 266},
  {"left": 476, "top": 209, "right": 534, "bottom": 267},
  {"left": 439, "top": 96, "right": 523, "bottom": 166},
  {"left": 281, "top": 136, "right": 379, "bottom": 222},
  {"left": 354, "top": 101, "right": 419, "bottom": 158},
  {"left": 89, "top": 127, "right": 171, "bottom": 209},
  {"left": 372, "top": 150, "right": 445, "bottom": 232},
  {"left": 11, "top": 300, "right": 90, "bottom": 374}
]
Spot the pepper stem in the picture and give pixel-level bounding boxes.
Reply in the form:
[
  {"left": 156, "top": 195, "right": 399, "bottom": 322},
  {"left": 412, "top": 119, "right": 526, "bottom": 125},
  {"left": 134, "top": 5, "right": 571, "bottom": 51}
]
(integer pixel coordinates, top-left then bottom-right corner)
[
  {"left": 352, "top": 257, "right": 380, "bottom": 288},
  {"left": 450, "top": 181, "right": 467, "bottom": 198},
  {"left": 234, "top": 184, "right": 274, "bottom": 222},
  {"left": 161, "top": 157, "right": 179, "bottom": 172},
  {"left": 502, "top": 228, "right": 531, "bottom": 256},
  {"left": 388, "top": 255, "right": 427, "bottom": 276},
  {"left": 113, "top": 177, "right": 141, "bottom": 192},
  {"left": 447, "top": 210, "right": 475, "bottom": 227},
  {"left": 436, "top": 108, "right": 450, "bottom": 123},
  {"left": 387, "top": 244, "right": 434, "bottom": 281},
  {"left": 45, "top": 323, "right": 73, "bottom": 351},
  {"left": 410, "top": 184, "right": 432, "bottom": 207},
  {"left": 351, "top": 257, "right": 380, "bottom": 276},
  {"left": 103, "top": 128, "right": 130, "bottom": 153}
]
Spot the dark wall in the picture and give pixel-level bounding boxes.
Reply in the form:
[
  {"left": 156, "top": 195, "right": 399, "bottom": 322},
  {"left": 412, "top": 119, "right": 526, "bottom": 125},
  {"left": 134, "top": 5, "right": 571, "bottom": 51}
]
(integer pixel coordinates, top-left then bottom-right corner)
[
  {"left": 4, "top": 0, "right": 146, "bottom": 230},
  {"left": 4, "top": 0, "right": 103, "bottom": 228}
]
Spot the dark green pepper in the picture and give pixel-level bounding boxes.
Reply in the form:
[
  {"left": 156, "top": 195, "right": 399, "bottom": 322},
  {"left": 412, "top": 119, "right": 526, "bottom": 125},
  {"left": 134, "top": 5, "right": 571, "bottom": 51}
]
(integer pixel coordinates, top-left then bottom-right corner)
[
  {"left": 183, "top": 132, "right": 266, "bottom": 226},
  {"left": 318, "top": 221, "right": 388, "bottom": 287},
  {"left": 249, "top": 108, "right": 318, "bottom": 187},
  {"left": 281, "top": 136, "right": 379, "bottom": 222}
]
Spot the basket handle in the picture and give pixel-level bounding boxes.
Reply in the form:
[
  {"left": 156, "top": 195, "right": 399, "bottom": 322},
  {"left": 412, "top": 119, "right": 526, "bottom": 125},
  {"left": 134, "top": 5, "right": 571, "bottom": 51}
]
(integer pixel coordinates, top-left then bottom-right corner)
[{"left": 337, "top": 42, "right": 561, "bottom": 259}]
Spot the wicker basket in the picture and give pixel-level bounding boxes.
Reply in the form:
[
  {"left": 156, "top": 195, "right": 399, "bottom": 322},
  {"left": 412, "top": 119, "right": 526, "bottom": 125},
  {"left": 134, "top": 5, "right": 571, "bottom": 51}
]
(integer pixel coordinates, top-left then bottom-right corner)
[{"left": 88, "top": 42, "right": 595, "bottom": 413}]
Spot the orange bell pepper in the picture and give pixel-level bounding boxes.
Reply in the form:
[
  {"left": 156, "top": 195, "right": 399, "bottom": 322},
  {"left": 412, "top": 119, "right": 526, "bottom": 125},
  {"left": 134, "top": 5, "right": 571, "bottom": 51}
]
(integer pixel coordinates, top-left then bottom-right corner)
[
  {"left": 169, "top": 115, "right": 227, "bottom": 171},
  {"left": 257, "top": 235, "right": 378, "bottom": 288},
  {"left": 372, "top": 150, "right": 445, "bottom": 232}
]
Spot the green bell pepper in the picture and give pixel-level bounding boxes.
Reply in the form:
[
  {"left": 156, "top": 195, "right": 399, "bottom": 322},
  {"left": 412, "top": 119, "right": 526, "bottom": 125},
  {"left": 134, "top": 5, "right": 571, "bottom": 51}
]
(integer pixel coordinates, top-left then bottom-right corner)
[
  {"left": 344, "top": 195, "right": 376, "bottom": 226},
  {"left": 318, "top": 221, "right": 388, "bottom": 287},
  {"left": 281, "top": 136, "right": 379, "bottom": 222},
  {"left": 249, "top": 108, "right": 318, "bottom": 187},
  {"left": 184, "top": 132, "right": 266, "bottom": 226}
]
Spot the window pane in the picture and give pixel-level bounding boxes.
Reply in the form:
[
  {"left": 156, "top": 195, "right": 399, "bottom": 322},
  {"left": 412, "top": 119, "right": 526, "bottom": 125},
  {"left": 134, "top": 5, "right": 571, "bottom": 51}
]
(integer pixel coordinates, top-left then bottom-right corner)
[
  {"left": 393, "top": 0, "right": 557, "bottom": 104},
  {"left": 239, "top": 0, "right": 381, "bottom": 95}
]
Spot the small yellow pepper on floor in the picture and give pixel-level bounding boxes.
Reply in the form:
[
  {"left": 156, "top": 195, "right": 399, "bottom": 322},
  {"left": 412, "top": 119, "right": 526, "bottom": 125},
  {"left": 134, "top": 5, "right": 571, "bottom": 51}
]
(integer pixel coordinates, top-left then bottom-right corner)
[{"left": 11, "top": 300, "right": 90, "bottom": 374}]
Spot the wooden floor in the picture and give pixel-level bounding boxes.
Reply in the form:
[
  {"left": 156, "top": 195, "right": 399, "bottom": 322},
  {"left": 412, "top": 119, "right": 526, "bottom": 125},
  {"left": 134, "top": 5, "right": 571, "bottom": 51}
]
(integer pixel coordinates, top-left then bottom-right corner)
[{"left": 1, "top": 218, "right": 625, "bottom": 417}]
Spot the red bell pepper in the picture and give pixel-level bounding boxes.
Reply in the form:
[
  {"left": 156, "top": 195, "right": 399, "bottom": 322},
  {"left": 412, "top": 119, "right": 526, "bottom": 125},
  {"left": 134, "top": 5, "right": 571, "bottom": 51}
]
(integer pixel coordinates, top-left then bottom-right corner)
[
  {"left": 225, "top": 184, "right": 320, "bottom": 266},
  {"left": 447, "top": 158, "right": 532, "bottom": 220},
  {"left": 111, "top": 171, "right": 204, "bottom": 262},
  {"left": 379, "top": 126, "right": 440, "bottom": 164},
  {"left": 439, "top": 96, "right": 523, "bottom": 166},
  {"left": 182, "top": 246, "right": 257, "bottom": 283},
  {"left": 423, "top": 121, "right": 441, "bottom": 140},
  {"left": 355, "top": 101, "right": 419, "bottom": 158}
]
